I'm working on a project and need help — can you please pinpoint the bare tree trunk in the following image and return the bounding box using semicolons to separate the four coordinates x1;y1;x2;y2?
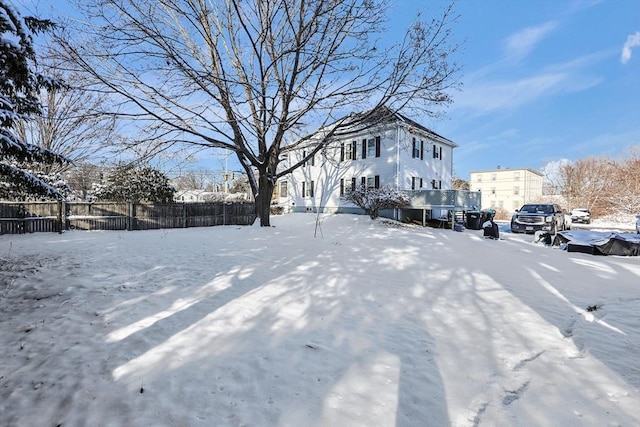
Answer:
256;170;275;227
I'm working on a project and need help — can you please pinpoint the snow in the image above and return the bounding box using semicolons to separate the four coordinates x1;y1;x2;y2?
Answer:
0;213;638;426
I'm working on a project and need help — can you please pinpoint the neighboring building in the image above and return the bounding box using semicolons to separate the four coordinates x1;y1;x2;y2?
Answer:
273;107;462;220
469;167;543;211
174;189;209;202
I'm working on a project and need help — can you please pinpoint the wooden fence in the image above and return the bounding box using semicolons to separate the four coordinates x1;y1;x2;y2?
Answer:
0;201;256;235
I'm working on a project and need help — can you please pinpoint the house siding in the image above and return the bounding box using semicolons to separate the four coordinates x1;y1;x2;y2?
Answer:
274;113;457;216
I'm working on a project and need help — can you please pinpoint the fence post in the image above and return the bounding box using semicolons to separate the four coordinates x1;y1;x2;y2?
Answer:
182;203;187;228
57;200;64;234
127;201;134;231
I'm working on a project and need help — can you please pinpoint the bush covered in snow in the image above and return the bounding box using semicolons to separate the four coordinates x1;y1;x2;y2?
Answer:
92;164;175;202
342;185;410;219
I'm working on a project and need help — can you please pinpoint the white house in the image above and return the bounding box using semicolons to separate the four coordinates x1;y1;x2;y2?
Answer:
273;107;463;220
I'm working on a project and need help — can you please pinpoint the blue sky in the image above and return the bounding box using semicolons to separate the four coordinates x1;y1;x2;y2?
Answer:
23;0;640;181
398;0;640;180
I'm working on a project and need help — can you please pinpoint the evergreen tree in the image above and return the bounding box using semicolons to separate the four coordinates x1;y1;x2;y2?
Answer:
0;2;67;199
93;165;175;202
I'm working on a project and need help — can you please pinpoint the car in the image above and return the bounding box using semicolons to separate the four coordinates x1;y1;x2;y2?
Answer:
570;208;591;224
511;203;566;234
636;214;640;234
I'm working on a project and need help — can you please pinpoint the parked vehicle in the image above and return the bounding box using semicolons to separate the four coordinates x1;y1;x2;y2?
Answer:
636;214;640;234
511;203;566;234
570;208;591;224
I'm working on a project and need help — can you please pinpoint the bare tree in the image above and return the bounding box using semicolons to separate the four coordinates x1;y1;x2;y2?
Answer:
560;157;616;216
173;170;215;191
604;146;640;215
58;0;460;225
14;55;117;174
452;178;469;190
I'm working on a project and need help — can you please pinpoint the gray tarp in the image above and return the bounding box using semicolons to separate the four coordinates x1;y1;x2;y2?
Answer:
555;230;640;256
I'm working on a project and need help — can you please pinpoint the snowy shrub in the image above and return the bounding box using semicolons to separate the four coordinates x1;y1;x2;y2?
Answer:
93;165;175;202
342;185;410;219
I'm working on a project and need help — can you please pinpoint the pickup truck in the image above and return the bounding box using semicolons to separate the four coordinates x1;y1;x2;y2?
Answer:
511;203;566;234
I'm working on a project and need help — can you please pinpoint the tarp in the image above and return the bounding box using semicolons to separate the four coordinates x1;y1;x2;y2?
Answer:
555;230;640;256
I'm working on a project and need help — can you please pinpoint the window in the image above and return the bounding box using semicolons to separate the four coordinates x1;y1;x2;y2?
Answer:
367;138;375;158
362;175;380;189
340;178;356;196
491;187;496;195
280;181;288;197
477;175;483;183
302;181;314;197
513;186;520;196
280;153;289;163
491;173;496;181
412;138;420;158
344;141;355;160
302;150;314;166
361;136;380;159
411;177;423;190
420;140;424;160
514;171;520;181
433;144;439;159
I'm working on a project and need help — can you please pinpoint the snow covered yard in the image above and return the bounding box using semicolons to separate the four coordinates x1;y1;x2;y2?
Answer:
0;213;638;427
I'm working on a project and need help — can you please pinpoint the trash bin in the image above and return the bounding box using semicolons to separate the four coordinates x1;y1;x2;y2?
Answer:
466;211;482;230
480;209;496;224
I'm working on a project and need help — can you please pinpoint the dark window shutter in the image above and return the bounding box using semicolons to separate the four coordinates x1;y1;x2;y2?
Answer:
375;175;380;189
412;138;416;158
340;179;344;196
351;177;356;191
375;136;380;157
361;177;366;187
433;145;436;158
439;146;442;160
310;154;315;166
438;180;442;189
432;179;436;189
340;143;344;162
411;177;416;190
352;141;357;160
302;182;306;196
310;181;314;197
420;140;424;160
362;139;367;159
420;178;423;188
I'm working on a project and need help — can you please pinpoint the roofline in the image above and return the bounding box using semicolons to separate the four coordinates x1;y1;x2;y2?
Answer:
469;167;543;176
332;106;459;148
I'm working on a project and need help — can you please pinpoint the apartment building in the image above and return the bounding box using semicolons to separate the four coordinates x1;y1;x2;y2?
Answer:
469;167;543;211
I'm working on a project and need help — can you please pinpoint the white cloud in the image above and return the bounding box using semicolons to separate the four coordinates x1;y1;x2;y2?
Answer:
454;73;568;116
621;31;640;64
505;21;559;58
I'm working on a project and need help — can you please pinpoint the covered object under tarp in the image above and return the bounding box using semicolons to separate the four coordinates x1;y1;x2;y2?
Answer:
555;230;640;256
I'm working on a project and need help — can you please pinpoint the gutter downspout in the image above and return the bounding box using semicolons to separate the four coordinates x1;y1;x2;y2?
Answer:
396;125;401;221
